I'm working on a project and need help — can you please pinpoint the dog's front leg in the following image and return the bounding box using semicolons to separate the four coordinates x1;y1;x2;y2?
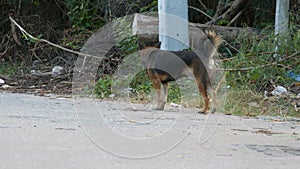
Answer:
152;79;165;110
162;82;169;104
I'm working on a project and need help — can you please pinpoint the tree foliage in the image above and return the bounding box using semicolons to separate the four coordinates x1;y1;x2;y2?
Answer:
0;0;299;69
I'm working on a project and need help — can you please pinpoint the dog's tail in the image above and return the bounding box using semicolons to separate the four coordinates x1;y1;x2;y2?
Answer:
204;30;222;49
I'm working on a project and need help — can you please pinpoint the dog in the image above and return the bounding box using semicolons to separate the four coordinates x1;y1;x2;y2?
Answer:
140;30;222;114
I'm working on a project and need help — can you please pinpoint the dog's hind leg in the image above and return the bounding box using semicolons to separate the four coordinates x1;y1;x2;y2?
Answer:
195;79;210;114
152;78;165;110
209;86;217;113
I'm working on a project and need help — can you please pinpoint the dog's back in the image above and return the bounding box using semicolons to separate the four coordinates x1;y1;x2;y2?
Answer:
140;30;222;82
141;29;222;64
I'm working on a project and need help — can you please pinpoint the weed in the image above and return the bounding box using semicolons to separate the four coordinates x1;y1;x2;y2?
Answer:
140;0;158;12
222;28;300;92
67;0;105;32
225;89;299;117
0;62;19;75
94;76;112;99
221;26;299;117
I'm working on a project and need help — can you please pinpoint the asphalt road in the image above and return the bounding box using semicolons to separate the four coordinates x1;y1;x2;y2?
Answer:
0;92;299;169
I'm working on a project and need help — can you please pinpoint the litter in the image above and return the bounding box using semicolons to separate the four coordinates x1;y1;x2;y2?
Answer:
271;85;287;96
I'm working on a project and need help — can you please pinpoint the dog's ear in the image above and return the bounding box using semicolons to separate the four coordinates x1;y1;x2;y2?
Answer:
138;41;161;50
138;41;146;50
154;41;161;48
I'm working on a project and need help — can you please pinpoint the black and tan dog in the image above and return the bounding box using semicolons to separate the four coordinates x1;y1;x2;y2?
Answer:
140;30;222;114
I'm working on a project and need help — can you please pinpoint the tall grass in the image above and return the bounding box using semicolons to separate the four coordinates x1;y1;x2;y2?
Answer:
223;28;300;92
222;27;299;117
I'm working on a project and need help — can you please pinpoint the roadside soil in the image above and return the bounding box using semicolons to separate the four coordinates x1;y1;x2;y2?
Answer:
0;74;72;96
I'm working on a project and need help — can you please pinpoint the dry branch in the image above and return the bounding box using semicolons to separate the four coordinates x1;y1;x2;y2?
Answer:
218;51;300;71
8;16;107;60
207;0;251;25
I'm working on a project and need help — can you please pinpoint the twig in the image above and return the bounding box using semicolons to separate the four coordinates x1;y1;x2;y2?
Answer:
217;51;300;71
205;1;233;25
10;16;21;46
197;0;208;11
0;35;12;58
213;0;225;18
220;56;237;62
17;0;22;16
206;12;226;25
52;56;69;65
257;51;277;55
108;0;112;21
223;40;239;52
31;41;44;62
227;8;245;27
220;52;278;62
8;16;108;60
215;73;226;94
188;6;214;20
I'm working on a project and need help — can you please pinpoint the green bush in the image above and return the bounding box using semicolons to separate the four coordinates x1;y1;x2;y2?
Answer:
223;28;300;91
0;62;19;75
67;0;105;32
94;76;112;99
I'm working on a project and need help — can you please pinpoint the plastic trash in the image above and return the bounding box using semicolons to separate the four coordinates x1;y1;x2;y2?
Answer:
170;102;182;108
287;70;300;82
0;79;5;84
52;66;63;77
271;85;287;96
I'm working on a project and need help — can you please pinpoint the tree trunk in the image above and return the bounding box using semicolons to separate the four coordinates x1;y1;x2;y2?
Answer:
132;13;258;44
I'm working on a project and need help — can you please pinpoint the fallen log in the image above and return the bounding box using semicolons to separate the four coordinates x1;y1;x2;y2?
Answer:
132;13;258;45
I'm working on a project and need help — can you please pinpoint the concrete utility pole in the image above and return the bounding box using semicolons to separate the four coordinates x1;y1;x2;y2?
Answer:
274;0;290;57
158;0;189;51
275;0;290;35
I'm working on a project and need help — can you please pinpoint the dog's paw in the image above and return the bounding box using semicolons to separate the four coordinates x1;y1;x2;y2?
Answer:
210;108;217;114
152;107;164;111
198;111;209;115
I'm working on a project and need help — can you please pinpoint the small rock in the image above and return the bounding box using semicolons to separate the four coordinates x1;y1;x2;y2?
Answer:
170;102;182;108
121;88;132;94
2;84;12;89
45;94;56;99
52;66;63;77
0;78;5;84
30;70;42;75
109;94;115;98
248;101;260;108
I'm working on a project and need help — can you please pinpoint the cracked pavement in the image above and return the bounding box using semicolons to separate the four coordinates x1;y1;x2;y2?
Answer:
0;92;299;169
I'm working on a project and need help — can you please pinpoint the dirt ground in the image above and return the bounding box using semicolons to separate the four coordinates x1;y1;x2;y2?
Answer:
0;74;72;96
